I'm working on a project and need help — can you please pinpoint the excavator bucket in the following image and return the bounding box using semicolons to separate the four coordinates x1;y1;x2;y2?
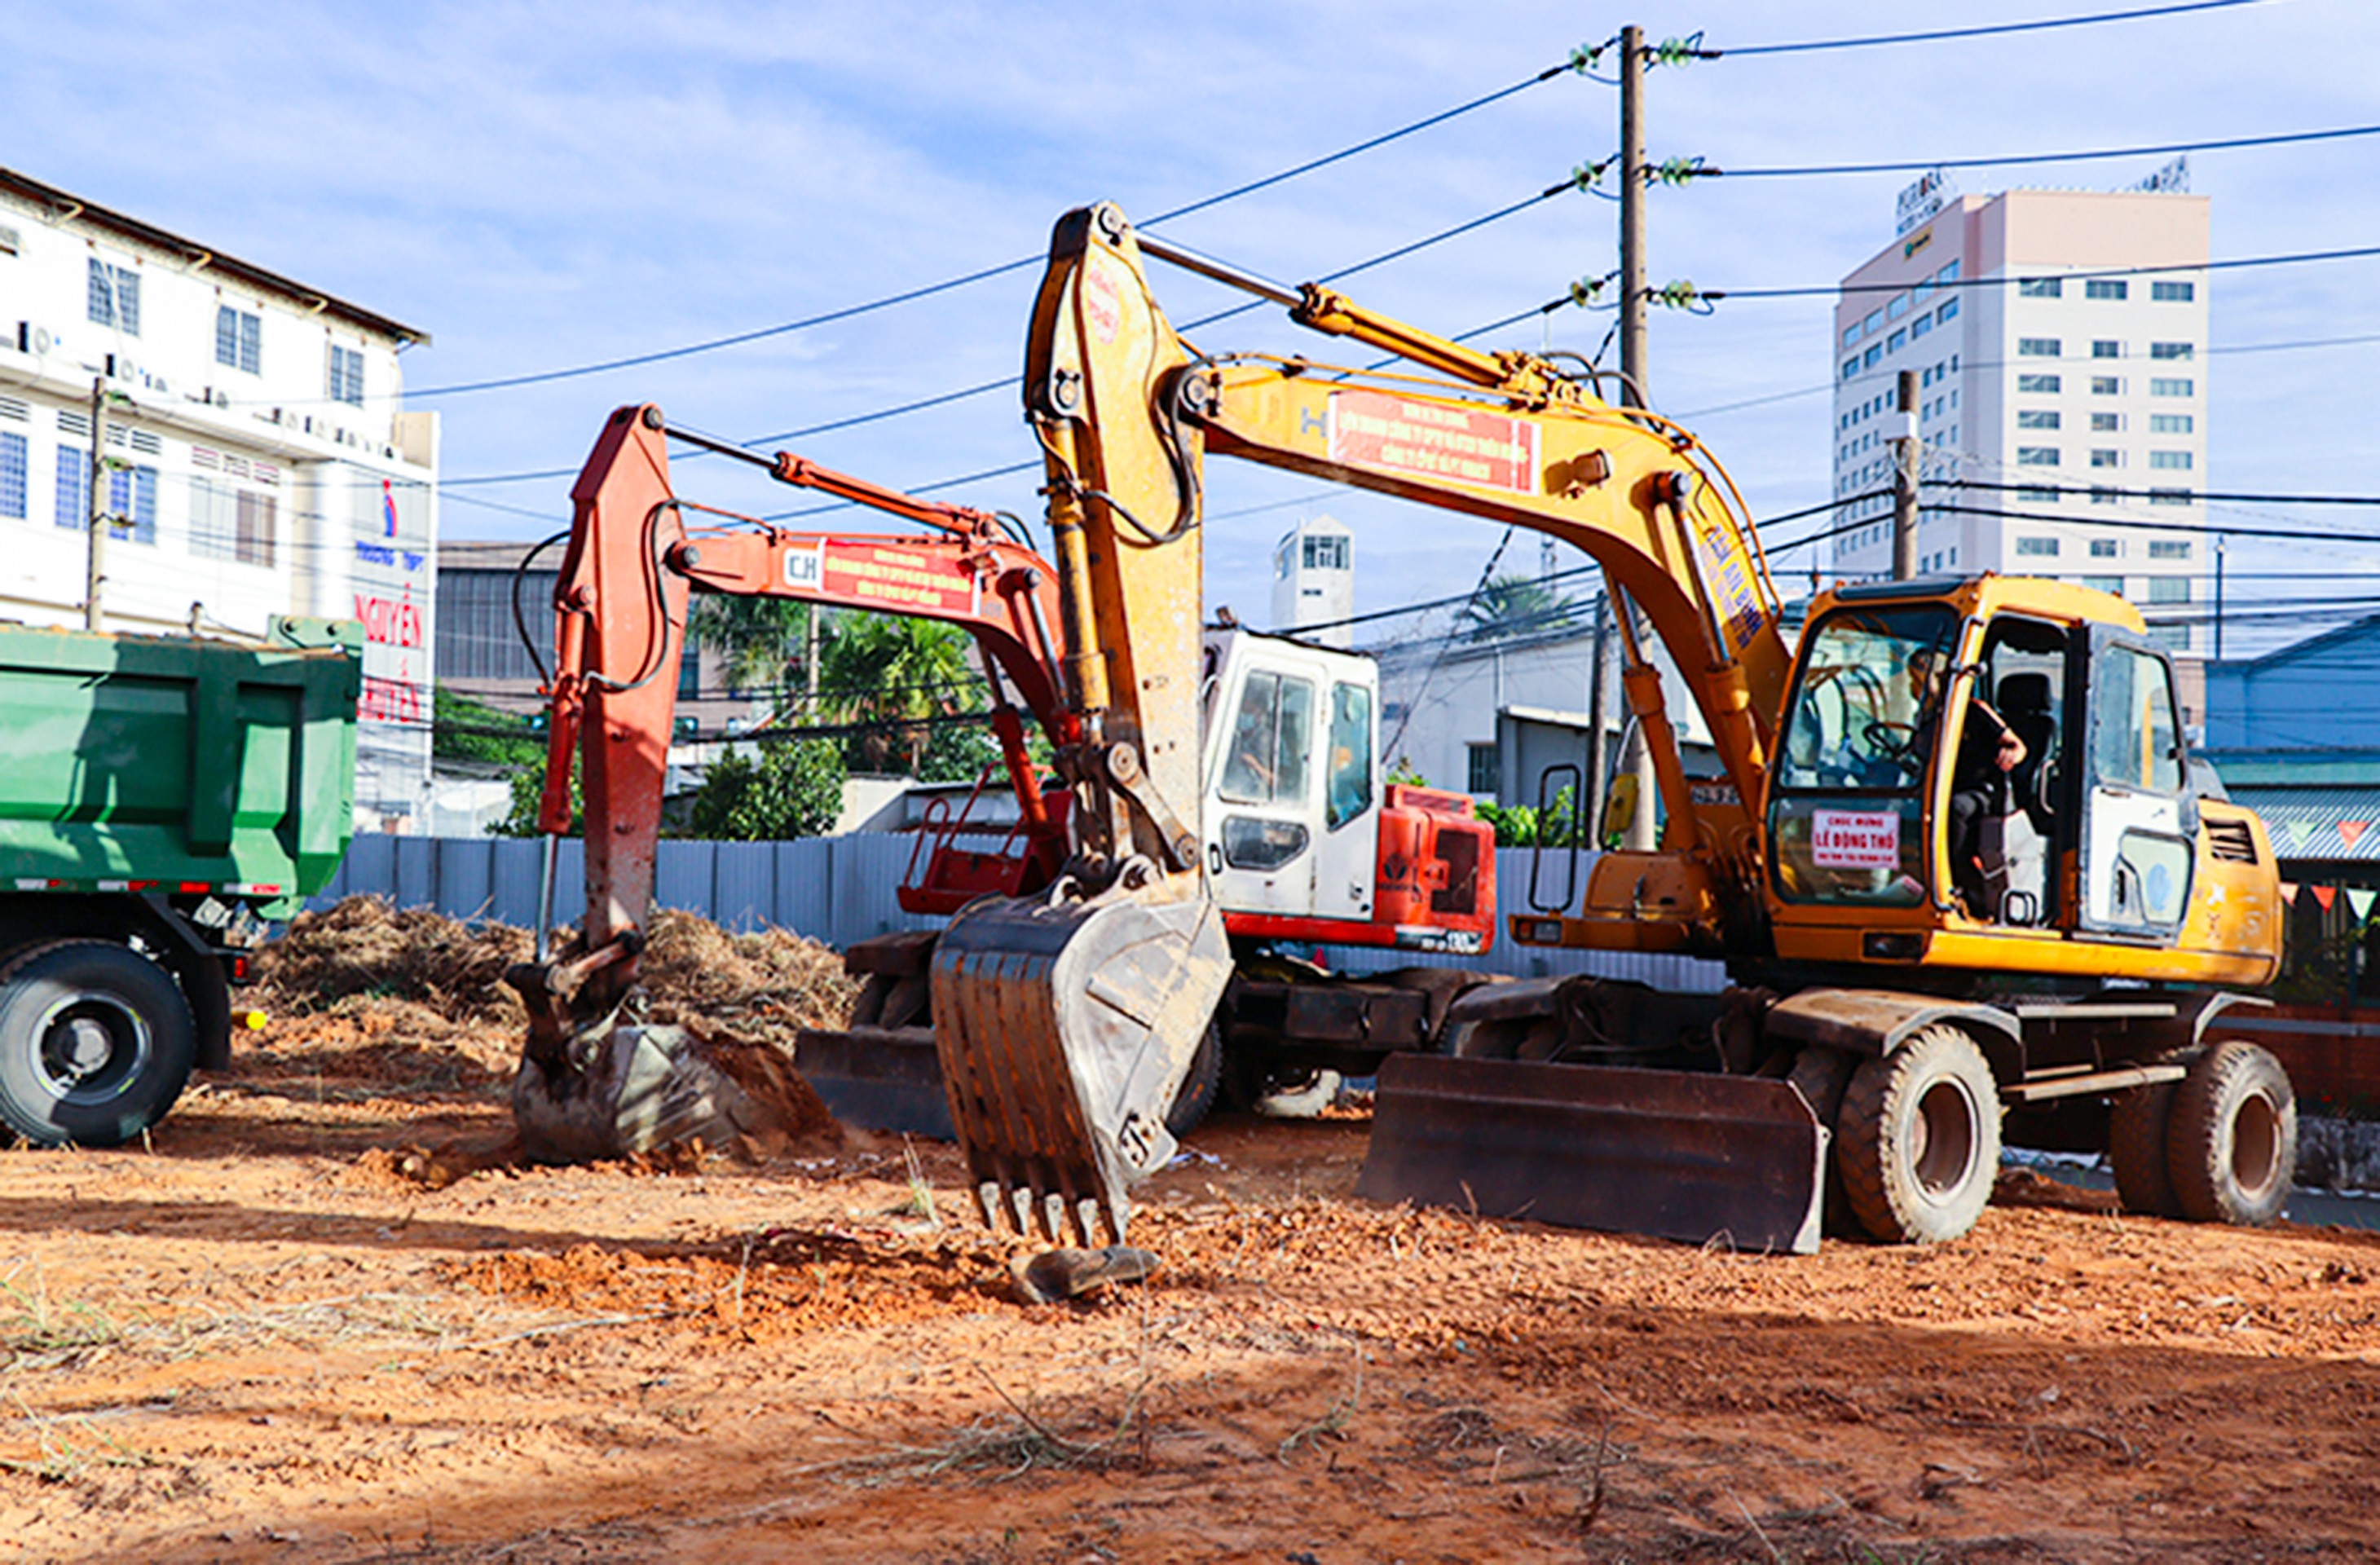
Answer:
932;872;1232;1247
791;1025;954;1140
1357;1054;1827;1254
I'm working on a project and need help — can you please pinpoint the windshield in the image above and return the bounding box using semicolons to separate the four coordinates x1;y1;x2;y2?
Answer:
1778;604;1959;793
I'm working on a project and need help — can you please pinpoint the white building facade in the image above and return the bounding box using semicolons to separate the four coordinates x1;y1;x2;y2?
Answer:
0;166;437;827
1831;187;2209;649
1271;514;1353;647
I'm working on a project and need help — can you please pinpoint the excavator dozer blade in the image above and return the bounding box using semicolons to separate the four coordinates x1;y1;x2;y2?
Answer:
512;1018;766;1164
791;1025;955;1140
1356;1054;1827;1255
932;876;1232;1248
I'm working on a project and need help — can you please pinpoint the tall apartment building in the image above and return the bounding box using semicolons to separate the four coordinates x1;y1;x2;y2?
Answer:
0;165;438;827
1271;514;1354;648
1830;187;2209;648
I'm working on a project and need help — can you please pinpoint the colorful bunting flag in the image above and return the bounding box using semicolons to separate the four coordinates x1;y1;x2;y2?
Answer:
2350;888;2378;922
2343;820;2371;850
2281;821;2310;851
2313;885;2338;912
2280;881;2300;903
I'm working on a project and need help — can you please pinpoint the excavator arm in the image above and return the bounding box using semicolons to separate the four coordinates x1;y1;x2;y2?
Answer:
505;403;1069;1162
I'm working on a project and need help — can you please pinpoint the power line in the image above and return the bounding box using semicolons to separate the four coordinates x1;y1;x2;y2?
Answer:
1708;121;2374;180
1703;242;2380;303
1924;500;2380;545
1955;479;2380;509
1708;0;2268;58
398;60;1590;403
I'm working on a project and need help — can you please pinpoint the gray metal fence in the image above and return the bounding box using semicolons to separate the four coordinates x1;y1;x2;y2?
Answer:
315;835;1726;992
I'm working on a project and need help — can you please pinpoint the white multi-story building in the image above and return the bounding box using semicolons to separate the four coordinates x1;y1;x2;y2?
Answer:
0;165;437;827
1830;186;2209;648
1271;514;1353;647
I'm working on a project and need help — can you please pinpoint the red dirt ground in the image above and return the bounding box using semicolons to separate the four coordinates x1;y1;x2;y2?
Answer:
2;968;2378;1560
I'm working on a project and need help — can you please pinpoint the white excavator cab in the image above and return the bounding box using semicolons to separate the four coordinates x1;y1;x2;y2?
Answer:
1199;627;1382;927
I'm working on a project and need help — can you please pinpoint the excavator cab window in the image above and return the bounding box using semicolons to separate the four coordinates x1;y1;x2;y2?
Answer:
1769;603;1958;907
1325;681;1373;830
1220;669;1314;806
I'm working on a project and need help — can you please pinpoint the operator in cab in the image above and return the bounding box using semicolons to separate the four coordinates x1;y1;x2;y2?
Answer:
1906;648;2026;918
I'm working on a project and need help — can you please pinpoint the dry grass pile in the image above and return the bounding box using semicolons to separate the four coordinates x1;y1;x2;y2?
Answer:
255;897;529;1021
257;897;857;1045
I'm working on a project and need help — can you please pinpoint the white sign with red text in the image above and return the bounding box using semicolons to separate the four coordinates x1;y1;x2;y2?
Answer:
1812;809;1901;871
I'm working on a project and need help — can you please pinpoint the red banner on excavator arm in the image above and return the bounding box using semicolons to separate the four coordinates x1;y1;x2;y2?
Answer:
785;540;984;620
1326;389;1540;496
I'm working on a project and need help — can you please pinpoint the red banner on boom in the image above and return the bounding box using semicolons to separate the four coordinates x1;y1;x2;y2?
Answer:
1327;390;1540;496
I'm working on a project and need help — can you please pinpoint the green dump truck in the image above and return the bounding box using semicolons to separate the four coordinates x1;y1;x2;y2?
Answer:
0;617;360;1148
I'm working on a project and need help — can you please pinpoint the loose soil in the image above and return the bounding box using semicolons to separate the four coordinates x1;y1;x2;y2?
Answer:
3;902;2378;1562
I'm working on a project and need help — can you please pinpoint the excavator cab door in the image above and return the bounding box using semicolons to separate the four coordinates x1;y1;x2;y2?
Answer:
2070;627;2196;941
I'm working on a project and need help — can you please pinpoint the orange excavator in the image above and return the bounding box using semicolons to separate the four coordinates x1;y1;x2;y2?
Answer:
504;405;1500;1161
925;202;2296;1253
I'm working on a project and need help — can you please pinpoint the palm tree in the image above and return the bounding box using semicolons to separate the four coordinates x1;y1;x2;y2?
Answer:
689;596;811;708
1459;575;1581;643
818;613;983;773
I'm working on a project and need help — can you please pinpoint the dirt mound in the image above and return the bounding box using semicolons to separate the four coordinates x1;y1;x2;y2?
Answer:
634;907;858;1041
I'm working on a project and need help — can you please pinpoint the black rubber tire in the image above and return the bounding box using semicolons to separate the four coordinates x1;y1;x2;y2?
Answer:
1838;1024;2003;1245
1250;1068;1342;1119
0;941;197;1148
2109;1078;2184;1219
1165;1018;1223;1140
1787;1045;1858;1237
2166;1041;2296;1227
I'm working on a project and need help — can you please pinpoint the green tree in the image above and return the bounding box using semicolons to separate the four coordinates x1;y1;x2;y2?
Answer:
819;613;982;773
1461;575;1580;643
434;684;545;769
690;596;812;705
685;739;846;841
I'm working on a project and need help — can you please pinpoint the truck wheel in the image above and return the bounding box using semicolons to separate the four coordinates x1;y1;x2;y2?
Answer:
1838;1025;2002;1245
1165;1019;1223;1140
2109;1078;2184;1219
1787;1046;1858;1237
1251;1069;1342;1119
0;941;197;1148
2166;1042;2295;1227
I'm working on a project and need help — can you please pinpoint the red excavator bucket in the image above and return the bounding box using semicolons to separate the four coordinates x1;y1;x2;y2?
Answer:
1357;1053;1827;1254
932;867;1231;1247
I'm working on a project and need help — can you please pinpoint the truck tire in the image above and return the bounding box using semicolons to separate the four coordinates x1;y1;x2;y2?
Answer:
2166;1042;2295;1227
2109;1078;2184;1219
1838;1024;2002;1245
1787;1045;1858;1237
1165;1019;1223;1140
0;941;197;1148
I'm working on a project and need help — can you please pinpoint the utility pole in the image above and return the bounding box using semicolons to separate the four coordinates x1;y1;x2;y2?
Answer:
2213;535;2226;660
1891;368;1919;581
84;377;108;633
1615;26;1662;850
1584;591;1611;837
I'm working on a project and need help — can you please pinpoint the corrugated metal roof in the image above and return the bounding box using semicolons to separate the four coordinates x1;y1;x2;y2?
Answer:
2228;786;2380;861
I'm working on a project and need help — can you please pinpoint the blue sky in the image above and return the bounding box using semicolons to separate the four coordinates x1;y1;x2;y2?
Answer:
7;0;2378;650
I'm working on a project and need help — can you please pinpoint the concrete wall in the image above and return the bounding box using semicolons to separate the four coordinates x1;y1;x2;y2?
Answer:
312;833;1729;994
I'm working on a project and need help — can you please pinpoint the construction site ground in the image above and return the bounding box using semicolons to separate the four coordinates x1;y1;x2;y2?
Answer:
4;904;2378;1563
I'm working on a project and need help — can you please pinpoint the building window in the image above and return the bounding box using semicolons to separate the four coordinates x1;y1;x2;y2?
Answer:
0;432;22;519
2150;412;2193;434
2019;277;2063;298
1841;357;1858;381
2017;410;2060;430
1887;294;1910;321
1887;328;1906;353
2016;373;2060;394
2089;487;2119;505
2151;280;2195;302
2149;450;2193;471
2085;279;2129;300
1936;297;1959;324
328;345;364;406
2149;539;2193;560
2148;624;2191;652
2083;575;2123;594
2150;377;2194;397
2091;412;2122;432
2019;484;2060;502
1841;324;1861;349
2091;339;2122;359
1863;345;1882;369
1911;313;1933;340
215;306;262;374
2017;447;2060;466
2092;376;2122;395
1863;310;1884;337
2016;536;2060;557
107;465;157;545
2017;337;2060;358
2091;538;2122;558
86;259;139;335
2149;488;2192;505
54;447;86;528
192;477;274;565
2150;342;2195;360
1937;260;1960;283
2148;576;2191;604
2091;449;2122;469
1302;534;1348;570
1466;743;1497;797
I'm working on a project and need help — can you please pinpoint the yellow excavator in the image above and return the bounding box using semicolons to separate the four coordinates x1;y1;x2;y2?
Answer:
934;201;2294;1253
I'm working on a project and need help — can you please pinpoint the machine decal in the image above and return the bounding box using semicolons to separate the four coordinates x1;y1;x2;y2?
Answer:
1327;390;1540;495
1683;498;1768;656
785;541;983;619
1812;809;1901;871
